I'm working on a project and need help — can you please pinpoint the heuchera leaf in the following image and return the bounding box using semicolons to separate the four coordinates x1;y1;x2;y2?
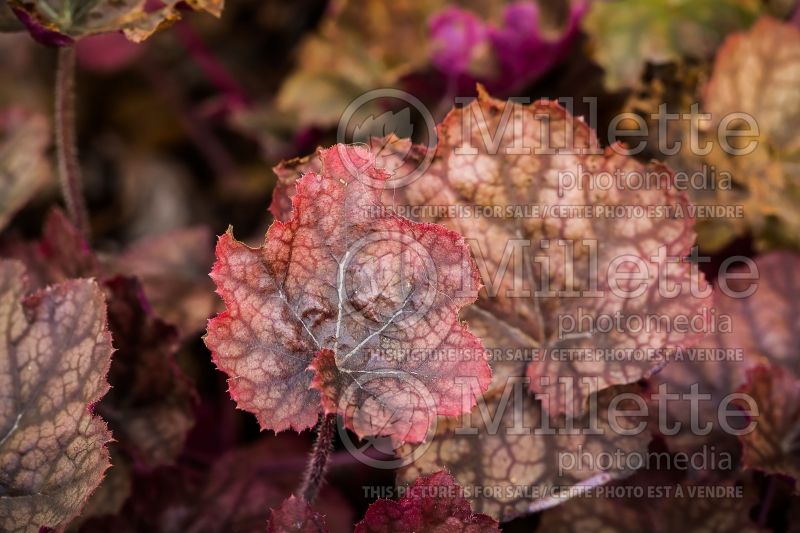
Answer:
271;87;703;519
582;0;761;90
99;276;195;466
272;88;708;417
397;385;651;521
649;252;800;457
704;17;800;154
206;146;490;442
275;0;435;127
736;365;800;489
0;260;113;532
0;107;50;233
267;495;329;533
74;448;132;525
0;208;99;287
8;0;224;44
675;16;800;251
355;471;500;532
1;209;197;467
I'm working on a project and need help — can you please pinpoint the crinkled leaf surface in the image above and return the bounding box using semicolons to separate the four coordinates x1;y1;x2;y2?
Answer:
9;0;224;43
397;384;650;521
0;260;112;532
0;108;49;233
206;146;490;442
2;209;197;467
582;0;761;90
267;495;328;533
356;471;500;532
273;89;708;417
271;88;704;520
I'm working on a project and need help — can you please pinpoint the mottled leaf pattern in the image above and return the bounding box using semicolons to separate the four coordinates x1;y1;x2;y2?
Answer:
206;145;490;441
397;385;650;521
272;88;708;416
0;260;112;532
2;209;197;466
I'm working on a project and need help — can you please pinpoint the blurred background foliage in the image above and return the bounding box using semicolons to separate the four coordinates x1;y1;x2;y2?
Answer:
1;0;799;530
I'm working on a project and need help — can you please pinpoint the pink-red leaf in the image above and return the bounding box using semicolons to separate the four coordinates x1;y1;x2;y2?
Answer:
205;146;490;441
270;88;708;417
0;260;113;531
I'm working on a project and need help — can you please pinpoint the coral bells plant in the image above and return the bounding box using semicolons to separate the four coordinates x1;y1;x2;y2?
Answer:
0;0;799;531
